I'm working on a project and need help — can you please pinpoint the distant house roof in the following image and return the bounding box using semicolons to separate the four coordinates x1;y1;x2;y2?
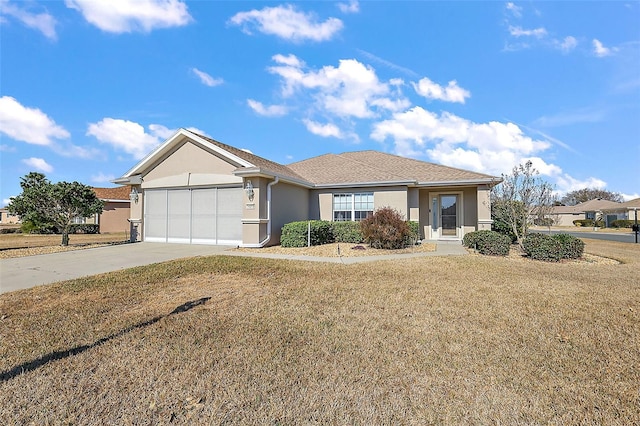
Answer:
288;151;497;187
548;198;623;215
575;198;621;211
601;197;640;211
93;186;130;201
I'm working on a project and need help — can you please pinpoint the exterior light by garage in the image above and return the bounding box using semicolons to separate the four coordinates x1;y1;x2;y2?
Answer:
245;180;254;202
129;187;139;204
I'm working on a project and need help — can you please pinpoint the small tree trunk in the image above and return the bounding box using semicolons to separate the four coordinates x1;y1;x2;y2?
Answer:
61;232;69;246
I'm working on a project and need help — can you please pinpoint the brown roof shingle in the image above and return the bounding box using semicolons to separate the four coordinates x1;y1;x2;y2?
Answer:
288;150;497;186
186;131;310;183
93;186;131;201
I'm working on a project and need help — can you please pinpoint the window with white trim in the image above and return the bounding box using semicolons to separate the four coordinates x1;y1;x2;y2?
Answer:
333;192;374;221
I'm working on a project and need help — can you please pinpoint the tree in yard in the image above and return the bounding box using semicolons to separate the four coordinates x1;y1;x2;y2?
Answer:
8;172;104;246
491;161;555;248
560;188;623;206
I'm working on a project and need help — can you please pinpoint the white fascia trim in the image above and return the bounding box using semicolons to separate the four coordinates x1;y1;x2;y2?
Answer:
417;178;498;187
312;180;416;189
119;129;255;179
233;168;314;188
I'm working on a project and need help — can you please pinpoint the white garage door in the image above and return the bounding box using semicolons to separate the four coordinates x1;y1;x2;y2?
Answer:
144;187;243;245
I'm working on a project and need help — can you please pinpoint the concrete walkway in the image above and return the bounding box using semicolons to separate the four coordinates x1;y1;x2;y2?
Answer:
0;241;467;294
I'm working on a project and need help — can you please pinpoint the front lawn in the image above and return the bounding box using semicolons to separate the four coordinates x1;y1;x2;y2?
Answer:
0;239;638;424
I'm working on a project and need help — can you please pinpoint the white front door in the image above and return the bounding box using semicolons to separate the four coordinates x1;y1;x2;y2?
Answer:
431;194;460;239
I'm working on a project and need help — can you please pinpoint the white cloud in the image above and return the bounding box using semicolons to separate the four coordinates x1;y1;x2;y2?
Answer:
22;157;53;173
268;55;406;119
0;96;69;145
86;118;164;159
413;77;471;104
371;106;551;176
191;68;223;87
90;172;116;183
593;39;616;57
247;99;288;117
338;0;359;14
303;119;344;139
229;4;343;42
554;174;607;194
147;124;175;139
357;49;418;78
556;36;578;53
3;198;14;207
621;193;640;202
272;53;305;67
65;0;192;33
1;0;57;40
509;25;547;38
505;2;522;18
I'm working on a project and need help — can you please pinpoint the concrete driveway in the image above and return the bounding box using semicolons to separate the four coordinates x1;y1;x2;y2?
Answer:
0;242;232;294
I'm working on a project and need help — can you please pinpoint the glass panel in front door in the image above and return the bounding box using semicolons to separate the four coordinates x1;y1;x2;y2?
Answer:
440;195;457;236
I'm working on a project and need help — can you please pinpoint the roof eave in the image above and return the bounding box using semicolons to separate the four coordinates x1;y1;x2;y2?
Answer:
119;129;255;179
233;168;314;188
312;180;416;189
416;178;501;187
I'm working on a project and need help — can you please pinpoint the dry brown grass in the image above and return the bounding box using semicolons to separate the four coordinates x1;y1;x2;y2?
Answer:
0;239;638;424
0;232;128;258
236;241;437;257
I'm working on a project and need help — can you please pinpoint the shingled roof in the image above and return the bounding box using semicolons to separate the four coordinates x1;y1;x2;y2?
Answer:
92;186;131;201
288;151;497;186
186;131;309;184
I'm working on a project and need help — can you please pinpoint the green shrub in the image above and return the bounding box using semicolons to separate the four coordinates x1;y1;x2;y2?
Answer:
491;200;525;243
573;219;605;228
0;227;21;234
69;224;100;234
463;230;510;256
280;220;333;247
331;221;363;243
405;221;420;245
553;233;584;259
522;233;562;262
610;219;634;228
20;219;56;234
360;207;410;250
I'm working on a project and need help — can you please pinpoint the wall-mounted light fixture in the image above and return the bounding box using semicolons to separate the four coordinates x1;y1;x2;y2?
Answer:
245;180;254;202
129;187;139;204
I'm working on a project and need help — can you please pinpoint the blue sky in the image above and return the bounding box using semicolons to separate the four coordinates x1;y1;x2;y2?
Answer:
1;0;639;206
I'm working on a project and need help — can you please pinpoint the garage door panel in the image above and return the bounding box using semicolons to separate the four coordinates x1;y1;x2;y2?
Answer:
167;190;191;243
144;187;242;245
191;189;217;244
144;190;167;242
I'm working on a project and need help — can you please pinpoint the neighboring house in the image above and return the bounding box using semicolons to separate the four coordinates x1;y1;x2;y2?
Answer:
601;198;640;225
114;129;500;246
90;187;132;233
0;208;20;225
545;198;625;227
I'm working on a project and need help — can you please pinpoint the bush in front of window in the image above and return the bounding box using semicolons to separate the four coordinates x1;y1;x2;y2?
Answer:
360;207;411;250
280;221;334;247
610;219;634;228
331;221;363;243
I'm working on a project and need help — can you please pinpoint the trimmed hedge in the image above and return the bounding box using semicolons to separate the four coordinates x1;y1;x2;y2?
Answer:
522;233;584;261
280;220;333;247
331;221;363;243
523;233;562;261
68;224;100;234
610;219;634;228
573;219;605;228
462;230;510;256
553;233;584;259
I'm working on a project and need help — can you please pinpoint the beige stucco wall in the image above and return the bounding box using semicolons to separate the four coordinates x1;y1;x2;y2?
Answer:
99;202;131;233
0;209;20;224
271;182;309;245
143;141;237;183
311;186;410;221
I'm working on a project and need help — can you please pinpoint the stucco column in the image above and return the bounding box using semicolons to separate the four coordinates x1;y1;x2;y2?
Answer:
477;185;493;230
